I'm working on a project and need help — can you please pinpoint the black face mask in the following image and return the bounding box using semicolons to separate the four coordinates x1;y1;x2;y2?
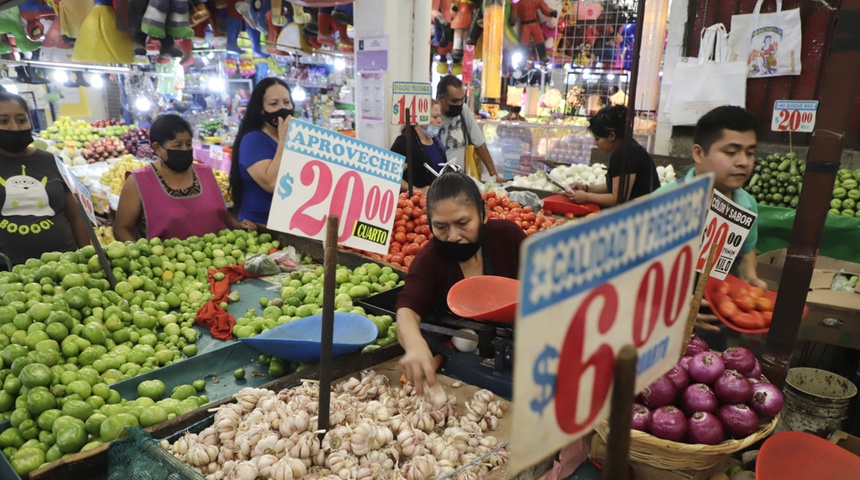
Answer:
263;108;294;127
0;129;34;153
162;149;194;172
433;224;484;262
444;104;463;118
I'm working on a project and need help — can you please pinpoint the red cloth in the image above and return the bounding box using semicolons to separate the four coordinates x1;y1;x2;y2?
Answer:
195;265;256;340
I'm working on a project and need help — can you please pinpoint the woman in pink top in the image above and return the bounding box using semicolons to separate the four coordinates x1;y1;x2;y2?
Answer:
114;115;254;241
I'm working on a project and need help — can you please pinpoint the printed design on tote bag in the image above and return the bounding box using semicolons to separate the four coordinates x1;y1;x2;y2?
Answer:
748;27;782;77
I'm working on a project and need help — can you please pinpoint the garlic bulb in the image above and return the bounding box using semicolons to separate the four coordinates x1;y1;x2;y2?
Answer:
271;456;308;480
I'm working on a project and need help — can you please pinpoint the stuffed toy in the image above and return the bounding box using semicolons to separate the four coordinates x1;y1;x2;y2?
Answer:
538;0;561;60
573;42;592;67
449;0;474;63
139;0;193;57
19;0;55;42
0;6;42;54
510;0;557;63
72;0;134;62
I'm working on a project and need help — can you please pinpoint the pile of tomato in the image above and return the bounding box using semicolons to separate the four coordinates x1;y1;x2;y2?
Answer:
354;191;564;271
712;281;775;330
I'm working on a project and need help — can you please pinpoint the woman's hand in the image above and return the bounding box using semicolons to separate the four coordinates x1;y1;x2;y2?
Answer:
239;219;257;231
569;182;588;191
277;116;291;144
399;341;437;396
493;172;505;184
567;189;589;204
695;299;722;333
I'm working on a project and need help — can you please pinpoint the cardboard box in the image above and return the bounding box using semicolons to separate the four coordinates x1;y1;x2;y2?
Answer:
757;250;860;350
829;430;860;457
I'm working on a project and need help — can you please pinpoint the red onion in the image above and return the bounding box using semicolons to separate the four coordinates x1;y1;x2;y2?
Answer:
748;359;762;379
631;403;652;433
640;375;678;409
717;404;760;438
680;384;719;415
688;352;725;385
748;382;784;418
678;356;692;371
687;412;725;445
650;406;687;442
721;347;756;376
714;370;754;404
666;365;691;393
685;335;710;357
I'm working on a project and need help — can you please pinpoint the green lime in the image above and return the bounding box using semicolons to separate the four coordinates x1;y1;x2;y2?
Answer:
233;368;245;380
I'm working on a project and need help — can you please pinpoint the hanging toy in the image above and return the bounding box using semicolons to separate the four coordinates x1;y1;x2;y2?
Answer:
0;6;43;54
72;0;133;62
140;0;194;57
270;1;310;54
225;0;245;54
450;0;474;64
329;3;352;50
224;53;238;74
573;42;592;67
234;0;269;57
18;0;55;42
58;0;94;44
432;0;454;55
538;0;561;61
509;0;557;63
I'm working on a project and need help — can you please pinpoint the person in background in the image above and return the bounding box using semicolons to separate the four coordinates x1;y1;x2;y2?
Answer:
390;99;447;193
658;106;766;348
435;75;505;183
396;172;526;393
114;114;254;241
0;91;89;267
229;77;294;226
567;105;659;207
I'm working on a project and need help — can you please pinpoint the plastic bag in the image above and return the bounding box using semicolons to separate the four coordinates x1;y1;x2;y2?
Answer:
270;246;302;272
245;253;280;276
507;191;542;211
830;269;859;292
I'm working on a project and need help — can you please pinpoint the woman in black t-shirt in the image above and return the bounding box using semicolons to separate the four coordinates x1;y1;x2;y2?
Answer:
567;105;659;207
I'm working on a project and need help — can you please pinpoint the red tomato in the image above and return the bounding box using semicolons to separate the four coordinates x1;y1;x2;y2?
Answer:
419;197;427;208
405;221;415;232
413;208;424;218
544;209;553;216
402;207;414;218
404;243;421;256
390;246;401;254
732;312;760;330
383;254;392;262
394;219;406;228
393;232;406;243
748;286;764;299
501;198;510;207
398;199;407;208
735;295;757;313
716;282;732;296
406;233;417;242
730;287;750;300
411;195;421;205
526;227;538;235
565;213;575;220
487;198;498;208
391;254;404;265
486;191;497;199
717;298;740;318
755;297;774;312
400;214;410;222
760;311;773;326
523;206;533;213
414;234;427;245
522;221;531;229
418;214;429;225
404;256;414;268
749;311;767;328
394;226;406;234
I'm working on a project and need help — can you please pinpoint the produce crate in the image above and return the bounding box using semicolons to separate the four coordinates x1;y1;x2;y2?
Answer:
19;344;405;480
356;285;404;317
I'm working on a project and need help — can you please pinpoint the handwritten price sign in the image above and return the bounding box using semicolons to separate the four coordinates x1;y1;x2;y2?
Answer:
54;157;97;225
509;175;713;474
266;120;404;254
695;190;757;280
391;82;432;125
771;100;818;133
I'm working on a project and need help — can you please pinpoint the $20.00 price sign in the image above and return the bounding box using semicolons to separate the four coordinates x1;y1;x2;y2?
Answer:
771;100;818;133
391;82;432;125
695;190;757;280
267;120;405;254
510;175;713;474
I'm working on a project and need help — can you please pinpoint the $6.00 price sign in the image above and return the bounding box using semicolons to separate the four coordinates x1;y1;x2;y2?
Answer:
509;175;713;474
266;120;405;254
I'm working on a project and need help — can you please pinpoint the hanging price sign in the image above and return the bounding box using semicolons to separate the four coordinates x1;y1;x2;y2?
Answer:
771;100;818;133
54;157;97;225
391;81;432;125
266;120;404;254
509;175;713;474
695;190;757;280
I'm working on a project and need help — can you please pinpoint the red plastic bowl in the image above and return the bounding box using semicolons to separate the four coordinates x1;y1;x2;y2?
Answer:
542;195;600;217
704;274;808;334
447;276;519;324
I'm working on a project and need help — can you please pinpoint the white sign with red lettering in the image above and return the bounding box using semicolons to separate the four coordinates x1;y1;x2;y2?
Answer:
54;156;97;225
771;100;818;133
509;174;713;474
695;190;757;280
266;120;404;255
391;82;432;125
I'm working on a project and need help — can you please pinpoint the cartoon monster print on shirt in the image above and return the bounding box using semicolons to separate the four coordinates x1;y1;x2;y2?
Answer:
0;165;55;217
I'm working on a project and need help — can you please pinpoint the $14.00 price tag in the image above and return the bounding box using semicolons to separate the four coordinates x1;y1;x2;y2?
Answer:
695;190;757;280
771;100;818;133
391;82;432;125
266;120;405;255
509;175;713;474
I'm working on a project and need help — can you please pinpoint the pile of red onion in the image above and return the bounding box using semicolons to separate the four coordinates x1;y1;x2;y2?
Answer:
632;337;783;445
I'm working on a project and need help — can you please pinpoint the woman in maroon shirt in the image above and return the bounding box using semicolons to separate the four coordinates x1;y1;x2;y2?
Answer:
396;172;526;394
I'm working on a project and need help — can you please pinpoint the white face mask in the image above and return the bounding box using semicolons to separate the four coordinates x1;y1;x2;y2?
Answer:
424;125;441;137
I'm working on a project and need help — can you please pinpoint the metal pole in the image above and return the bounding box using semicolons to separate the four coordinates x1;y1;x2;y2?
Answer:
761;0;860;388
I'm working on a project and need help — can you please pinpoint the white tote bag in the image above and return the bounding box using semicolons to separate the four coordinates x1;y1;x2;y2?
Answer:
727;0;802;77
666;24;748;127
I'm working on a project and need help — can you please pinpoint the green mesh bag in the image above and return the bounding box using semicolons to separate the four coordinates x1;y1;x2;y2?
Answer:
108;428;206;480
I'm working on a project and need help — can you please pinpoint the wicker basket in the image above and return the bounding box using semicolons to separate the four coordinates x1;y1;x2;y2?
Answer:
594;413;778;471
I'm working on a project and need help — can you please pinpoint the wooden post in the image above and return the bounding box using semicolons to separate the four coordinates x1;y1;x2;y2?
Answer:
680;240;719;357
318;215;339;436
762;0;860;389
73;197;117;289
406;107;414;197
604;345;638;480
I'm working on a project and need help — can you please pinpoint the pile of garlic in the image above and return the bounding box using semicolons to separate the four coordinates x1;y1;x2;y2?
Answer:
161;370;509;480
